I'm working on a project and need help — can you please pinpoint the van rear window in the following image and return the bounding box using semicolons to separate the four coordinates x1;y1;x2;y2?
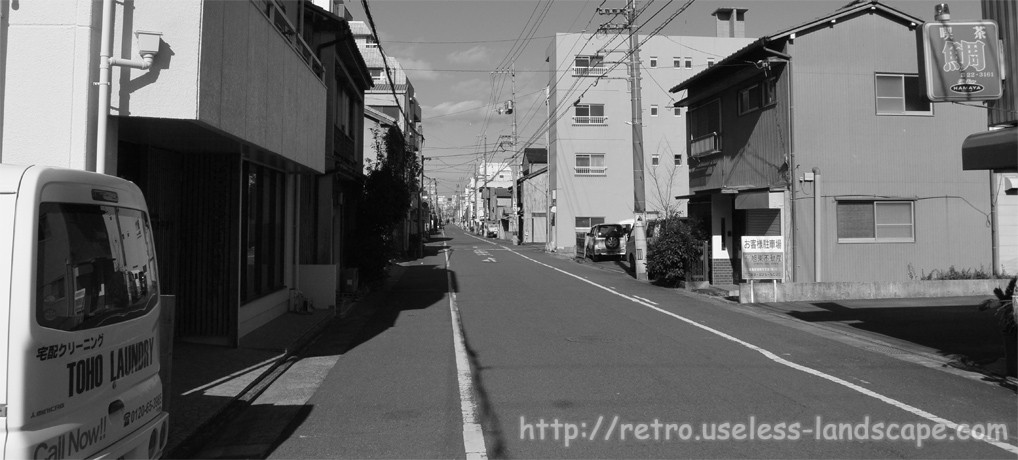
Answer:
36;203;159;331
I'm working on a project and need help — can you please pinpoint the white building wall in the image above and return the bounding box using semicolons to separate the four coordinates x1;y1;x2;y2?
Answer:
996;173;1018;275
546;32;752;251
2;1;100;169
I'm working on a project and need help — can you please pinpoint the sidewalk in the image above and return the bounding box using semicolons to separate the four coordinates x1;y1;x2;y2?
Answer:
164;305;338;458
163;261;411;458
742;296;1017;382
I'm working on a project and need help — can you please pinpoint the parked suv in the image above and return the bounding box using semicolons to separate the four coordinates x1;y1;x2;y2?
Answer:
583;223;626;261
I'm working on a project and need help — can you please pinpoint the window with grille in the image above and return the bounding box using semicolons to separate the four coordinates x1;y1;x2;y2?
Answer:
573;55;606;77
575;153;606;175
688;98;722;157
573;104;606;124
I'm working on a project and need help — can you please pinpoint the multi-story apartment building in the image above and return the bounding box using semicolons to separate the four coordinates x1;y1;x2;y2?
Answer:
672;0;990;285
1;0;370;345
350;20;423;157
545;9;754;252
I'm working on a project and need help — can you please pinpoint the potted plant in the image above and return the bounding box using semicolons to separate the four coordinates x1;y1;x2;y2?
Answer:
980;276;1016;377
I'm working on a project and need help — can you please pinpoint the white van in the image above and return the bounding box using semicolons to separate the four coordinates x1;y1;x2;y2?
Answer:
0;164;169;459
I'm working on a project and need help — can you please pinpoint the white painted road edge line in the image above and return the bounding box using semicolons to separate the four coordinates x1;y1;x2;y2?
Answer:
445;247;489;460
501;244;1018;455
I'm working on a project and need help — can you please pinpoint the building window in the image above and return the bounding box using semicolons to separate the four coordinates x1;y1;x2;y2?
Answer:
688;98;722;157
684;57;692;68
737;79;776;116
837;200;915;243
707;58;716;67
365;36;379;48
674;106;682;117
573;55;606;77
649;56;657;68
738;84;763;115
573;104;606;124
241;162;287;303
875;74;932;116
650;105;659;117
673;57;682;68
369;68;385;85
575;153;606;175
674;154;682;165
651;154;660;166
575;216;605;249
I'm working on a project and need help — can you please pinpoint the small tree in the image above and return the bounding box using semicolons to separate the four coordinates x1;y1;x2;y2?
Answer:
355;126;420;282
645;216;706;286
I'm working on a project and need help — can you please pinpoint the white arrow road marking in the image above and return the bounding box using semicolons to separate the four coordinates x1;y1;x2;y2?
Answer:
500;244;1018;456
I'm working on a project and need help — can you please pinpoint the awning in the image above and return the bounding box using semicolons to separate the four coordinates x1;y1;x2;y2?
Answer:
962;126;1017;171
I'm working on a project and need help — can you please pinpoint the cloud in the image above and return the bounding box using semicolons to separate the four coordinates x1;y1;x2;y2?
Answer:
395;57;440;81
425;100;489;121
450;78;492;97
447;46;490;64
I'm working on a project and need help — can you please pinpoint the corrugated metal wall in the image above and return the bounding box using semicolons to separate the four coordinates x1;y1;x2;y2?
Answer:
790;11;992;282
984;0;1018;126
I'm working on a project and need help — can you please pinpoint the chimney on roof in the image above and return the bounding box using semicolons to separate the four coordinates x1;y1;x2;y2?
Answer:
712;7;749;38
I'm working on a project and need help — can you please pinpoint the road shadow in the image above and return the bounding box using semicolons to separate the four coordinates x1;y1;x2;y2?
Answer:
787;301;1015;381
309;264;455;357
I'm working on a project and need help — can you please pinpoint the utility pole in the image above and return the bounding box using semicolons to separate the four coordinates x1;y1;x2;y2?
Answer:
494;65;519;243
600;0;648;279
475;135;486;233
419;156;429;258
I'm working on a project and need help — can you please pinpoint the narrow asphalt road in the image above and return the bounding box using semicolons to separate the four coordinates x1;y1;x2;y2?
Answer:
196;225;1018;459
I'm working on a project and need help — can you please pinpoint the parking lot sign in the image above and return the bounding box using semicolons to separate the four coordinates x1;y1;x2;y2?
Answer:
922;20;1003;102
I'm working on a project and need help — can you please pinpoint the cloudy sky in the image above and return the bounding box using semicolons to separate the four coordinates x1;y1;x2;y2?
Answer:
341;0;982;195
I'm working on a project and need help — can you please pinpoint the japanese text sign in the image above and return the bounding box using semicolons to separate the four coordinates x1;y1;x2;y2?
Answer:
922;21;1002;102
741;236;784;280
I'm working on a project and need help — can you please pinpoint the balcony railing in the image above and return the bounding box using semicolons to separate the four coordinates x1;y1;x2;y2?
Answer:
690;132;721;157
572;66;608;77
334;126;355;158
255;0;325;81
574;166;607;176
573;116;607;125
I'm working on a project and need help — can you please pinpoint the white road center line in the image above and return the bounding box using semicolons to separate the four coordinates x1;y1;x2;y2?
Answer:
500;244;1018;455
445;247;488;459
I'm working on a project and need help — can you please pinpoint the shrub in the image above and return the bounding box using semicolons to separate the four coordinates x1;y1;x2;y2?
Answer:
907;264;1008;280
980;276;1016;335
645;216;706;286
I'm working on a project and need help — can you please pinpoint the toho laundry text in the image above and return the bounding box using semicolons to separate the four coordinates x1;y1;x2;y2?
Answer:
64;337;155;397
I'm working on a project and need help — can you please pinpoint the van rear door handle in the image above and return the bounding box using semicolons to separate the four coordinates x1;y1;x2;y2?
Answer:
108;400;125;414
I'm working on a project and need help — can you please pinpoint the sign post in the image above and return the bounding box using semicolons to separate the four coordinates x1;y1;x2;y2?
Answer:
922;19;1003;102
742;236;784;301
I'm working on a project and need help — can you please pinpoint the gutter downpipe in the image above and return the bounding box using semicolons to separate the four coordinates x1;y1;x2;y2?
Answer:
96;0;114;174
813;167;821;283
97;0;154;175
